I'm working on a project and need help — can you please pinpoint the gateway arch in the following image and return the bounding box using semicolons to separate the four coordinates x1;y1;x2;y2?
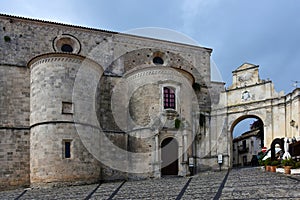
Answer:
213;63;300;167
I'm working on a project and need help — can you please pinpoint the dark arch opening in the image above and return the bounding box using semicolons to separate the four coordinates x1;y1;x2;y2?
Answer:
153;56;164;65
161;137;178;176
270;138;284;161
61;44;73;53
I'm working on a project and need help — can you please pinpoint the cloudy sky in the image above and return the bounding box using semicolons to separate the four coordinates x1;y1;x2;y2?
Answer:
1;0;299;137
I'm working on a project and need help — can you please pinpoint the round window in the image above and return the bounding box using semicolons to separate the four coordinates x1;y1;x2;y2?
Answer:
61;44;73;53
153;56;164;65
53;34;81;54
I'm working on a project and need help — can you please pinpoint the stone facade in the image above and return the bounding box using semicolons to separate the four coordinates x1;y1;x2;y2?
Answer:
224;63;300;166
0;14;216;190
1;14;300;190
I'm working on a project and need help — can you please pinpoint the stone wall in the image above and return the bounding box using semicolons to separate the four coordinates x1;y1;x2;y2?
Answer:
0;66;30;127
0;14;215;188
0;58;30;190
129;84;160;127
0;129;30;190
30;123;101;186
100;132;128;181
0;14;212;75
28;53;103;186
97;76;124;132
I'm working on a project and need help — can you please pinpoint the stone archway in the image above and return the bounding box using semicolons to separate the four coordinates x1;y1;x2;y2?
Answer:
161;137;179;176
231;115;264;144
230;115;264;167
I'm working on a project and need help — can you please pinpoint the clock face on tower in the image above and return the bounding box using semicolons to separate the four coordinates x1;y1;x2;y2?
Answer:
242;91;251;101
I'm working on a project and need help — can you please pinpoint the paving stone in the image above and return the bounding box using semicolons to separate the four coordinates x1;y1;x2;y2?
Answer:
112;177;189;199
0;188;26;200
220;167;300;199
0;168;300;199
90;181;124;200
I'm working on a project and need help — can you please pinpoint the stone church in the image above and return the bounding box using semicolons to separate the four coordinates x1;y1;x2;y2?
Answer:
1;14;299;190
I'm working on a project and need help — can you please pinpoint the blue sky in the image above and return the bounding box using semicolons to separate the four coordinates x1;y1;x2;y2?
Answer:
1;0;300;136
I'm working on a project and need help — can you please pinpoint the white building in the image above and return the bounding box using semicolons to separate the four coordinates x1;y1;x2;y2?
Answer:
233;129;262;167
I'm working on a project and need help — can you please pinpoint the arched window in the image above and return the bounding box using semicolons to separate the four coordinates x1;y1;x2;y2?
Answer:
163;87;176;109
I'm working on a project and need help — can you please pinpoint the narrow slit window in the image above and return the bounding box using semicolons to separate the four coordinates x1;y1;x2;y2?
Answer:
200;114;206;127
64;141;71;159
164;87;176;109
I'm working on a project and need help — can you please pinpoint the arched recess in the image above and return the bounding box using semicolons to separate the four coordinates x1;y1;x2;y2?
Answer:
104;48;207;85
161;137;179;176
102;48;212;129
270;138;284;161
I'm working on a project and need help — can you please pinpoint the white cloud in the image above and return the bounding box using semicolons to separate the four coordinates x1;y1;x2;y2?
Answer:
182;0;203;18
180;0;220;37
181;0;220;21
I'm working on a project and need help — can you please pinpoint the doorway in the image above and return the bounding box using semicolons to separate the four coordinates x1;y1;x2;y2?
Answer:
161;137;178;176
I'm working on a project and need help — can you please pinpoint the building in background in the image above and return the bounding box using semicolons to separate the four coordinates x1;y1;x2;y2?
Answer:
232;120;263;167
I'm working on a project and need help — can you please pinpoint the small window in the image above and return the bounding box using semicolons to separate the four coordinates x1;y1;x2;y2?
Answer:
242;140;246;149
153;56;164;65
62;102;73;114
61;44;73;52
53;34;81;54
63;140;71;159
199;114;205;127
164;87;175;109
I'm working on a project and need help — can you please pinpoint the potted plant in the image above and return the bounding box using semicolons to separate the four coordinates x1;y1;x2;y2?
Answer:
270;160;279;172
295;161;300;169
292;161;300;174
264;158;272;172
281;158;295;174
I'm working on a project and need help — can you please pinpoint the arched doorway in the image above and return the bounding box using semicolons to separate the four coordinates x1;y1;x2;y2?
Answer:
231;115;264;167
161;137;178;176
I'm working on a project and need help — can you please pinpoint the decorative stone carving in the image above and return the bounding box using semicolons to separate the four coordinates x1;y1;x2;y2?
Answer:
238;71;253;82
241;91;251;101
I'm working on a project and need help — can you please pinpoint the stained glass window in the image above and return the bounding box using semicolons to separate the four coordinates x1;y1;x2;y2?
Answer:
164;87;175;109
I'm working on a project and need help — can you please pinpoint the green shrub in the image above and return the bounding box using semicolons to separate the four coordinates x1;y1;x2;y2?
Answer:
281;158;295;167
258;159;265;166
294;161;300;169
271;160;280;166
264;158;271;166
175;118;181;129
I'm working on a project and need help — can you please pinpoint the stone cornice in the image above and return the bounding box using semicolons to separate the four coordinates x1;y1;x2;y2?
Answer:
27;53;101;69
125;67;193;85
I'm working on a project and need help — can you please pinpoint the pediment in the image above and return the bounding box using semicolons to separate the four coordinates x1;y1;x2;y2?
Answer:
228;62;261;89
234;63;258;73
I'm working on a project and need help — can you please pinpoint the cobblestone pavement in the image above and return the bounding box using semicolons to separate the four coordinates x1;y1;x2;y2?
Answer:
220;167;300;199
0;168;300;199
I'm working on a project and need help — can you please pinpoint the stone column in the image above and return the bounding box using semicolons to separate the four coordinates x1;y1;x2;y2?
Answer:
153;130;160;178
179;129;188;176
